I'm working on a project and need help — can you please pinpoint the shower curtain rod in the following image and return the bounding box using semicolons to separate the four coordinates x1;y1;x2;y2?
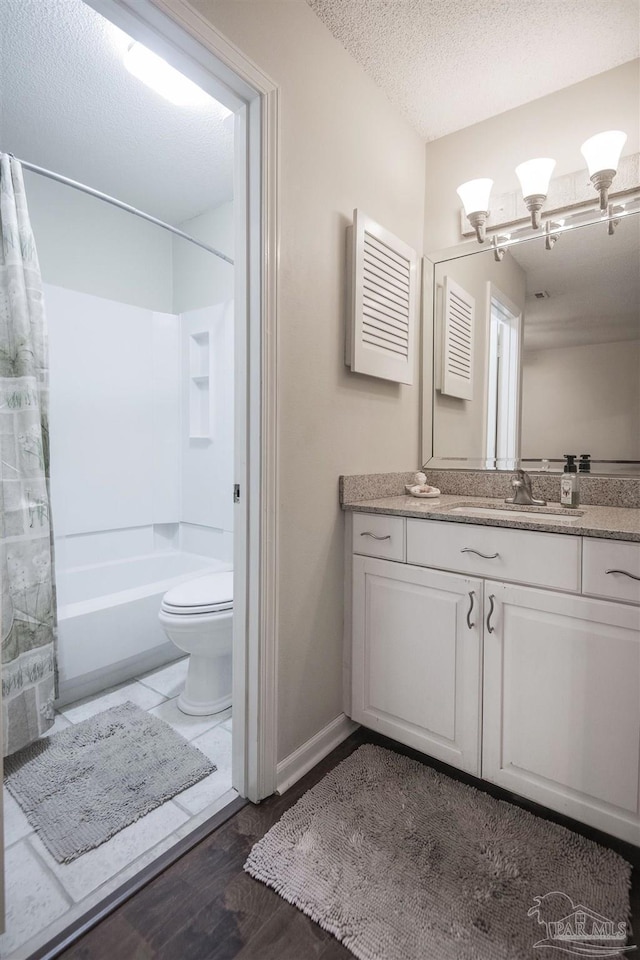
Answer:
11;155;234;266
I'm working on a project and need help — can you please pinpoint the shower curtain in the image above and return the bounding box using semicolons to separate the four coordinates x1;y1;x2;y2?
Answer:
0;154;57;755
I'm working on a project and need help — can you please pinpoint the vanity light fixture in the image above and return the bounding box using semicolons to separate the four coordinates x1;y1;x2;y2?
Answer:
607;202;627;236
491;234;510;262
456;178;493;243
459;130;630;248
581;130;627;210
544;219;564;250
515;158;556;230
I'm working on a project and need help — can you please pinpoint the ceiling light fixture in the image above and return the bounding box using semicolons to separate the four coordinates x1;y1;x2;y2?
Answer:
580;130;627;210
456;178;493;243
124;42;229;113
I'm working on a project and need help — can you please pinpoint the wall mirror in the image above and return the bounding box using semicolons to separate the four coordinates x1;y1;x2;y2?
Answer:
421;197;640;476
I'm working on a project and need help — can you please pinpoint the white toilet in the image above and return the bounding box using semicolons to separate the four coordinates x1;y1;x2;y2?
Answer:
159;571;233;716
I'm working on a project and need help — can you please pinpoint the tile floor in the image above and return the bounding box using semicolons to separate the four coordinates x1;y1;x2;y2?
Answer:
0;658;237;960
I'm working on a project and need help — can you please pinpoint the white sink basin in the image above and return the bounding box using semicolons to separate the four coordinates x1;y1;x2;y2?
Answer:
447;505;582;524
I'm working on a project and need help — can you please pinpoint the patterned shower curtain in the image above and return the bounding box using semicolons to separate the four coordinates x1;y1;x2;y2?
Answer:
0;154;57;755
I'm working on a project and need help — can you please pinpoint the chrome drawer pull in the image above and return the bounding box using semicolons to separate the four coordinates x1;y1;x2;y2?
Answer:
486;594;496;634
461;547;500;560
466;591;475;630
360;532;391;541
605;568;640;582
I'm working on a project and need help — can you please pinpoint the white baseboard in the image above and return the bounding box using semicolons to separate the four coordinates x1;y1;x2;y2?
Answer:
276;713;359;794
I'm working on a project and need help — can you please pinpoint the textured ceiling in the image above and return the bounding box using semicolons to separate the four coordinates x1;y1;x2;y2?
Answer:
0;0;234;224
3;0;637;224
306;0;640;141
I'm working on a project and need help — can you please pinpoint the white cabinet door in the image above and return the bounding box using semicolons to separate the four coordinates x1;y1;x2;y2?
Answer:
352;556;482;774
483;581;640;845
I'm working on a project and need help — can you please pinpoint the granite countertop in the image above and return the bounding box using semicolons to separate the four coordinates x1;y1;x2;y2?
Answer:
341;493;640;542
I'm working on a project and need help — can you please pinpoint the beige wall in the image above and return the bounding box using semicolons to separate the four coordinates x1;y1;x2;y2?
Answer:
432;248;525;460
188;0;426;761
424;61;640;251
522;339;640;462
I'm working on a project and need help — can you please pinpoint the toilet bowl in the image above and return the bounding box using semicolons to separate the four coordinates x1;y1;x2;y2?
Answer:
159;571;233;716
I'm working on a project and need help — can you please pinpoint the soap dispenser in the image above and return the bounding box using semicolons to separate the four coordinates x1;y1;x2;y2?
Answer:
561;454;580;508
579;454;591;474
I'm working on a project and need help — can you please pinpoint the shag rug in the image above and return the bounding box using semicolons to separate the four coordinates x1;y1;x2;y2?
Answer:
244;744;632;960
5;700;215;863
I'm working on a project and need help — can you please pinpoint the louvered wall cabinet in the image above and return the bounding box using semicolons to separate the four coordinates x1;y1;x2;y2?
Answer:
346;209;418;384
440;276;475;400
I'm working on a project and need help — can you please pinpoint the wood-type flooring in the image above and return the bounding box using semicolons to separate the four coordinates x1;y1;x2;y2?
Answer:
55;729;639;960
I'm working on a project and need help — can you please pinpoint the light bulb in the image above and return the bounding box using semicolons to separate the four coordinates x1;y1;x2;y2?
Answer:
456;178;493;216
581;131;627;210
515;158;556;199
515;158;555;229
456;179;493;243
580;130;627;177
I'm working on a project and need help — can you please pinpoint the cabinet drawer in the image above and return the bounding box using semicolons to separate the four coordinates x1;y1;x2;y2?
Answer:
406;519;581;591
583;538;640;605
352;513;405;561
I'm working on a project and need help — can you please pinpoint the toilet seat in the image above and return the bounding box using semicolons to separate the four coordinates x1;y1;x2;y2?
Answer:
161;572;233;617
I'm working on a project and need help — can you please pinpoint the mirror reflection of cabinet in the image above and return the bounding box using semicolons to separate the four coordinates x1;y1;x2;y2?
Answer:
424;199;640;475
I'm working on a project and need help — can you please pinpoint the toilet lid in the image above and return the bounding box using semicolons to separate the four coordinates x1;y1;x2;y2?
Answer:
162;572;233;615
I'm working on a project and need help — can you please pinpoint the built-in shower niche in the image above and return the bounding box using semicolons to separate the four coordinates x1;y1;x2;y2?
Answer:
189;331;212;439
154;522;180;552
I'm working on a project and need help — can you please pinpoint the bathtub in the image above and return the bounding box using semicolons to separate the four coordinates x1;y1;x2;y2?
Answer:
56;552;232;706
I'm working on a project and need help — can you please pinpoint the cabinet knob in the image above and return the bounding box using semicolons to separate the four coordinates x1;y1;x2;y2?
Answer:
360;532;391;541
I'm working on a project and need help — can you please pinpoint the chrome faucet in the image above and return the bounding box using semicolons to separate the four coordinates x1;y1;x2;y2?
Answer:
505;469;546;506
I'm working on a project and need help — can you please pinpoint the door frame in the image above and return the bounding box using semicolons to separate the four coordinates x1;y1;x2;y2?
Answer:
483;283;522;464
87;0;279;802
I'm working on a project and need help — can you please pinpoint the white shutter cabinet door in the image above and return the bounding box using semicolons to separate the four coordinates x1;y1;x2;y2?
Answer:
347;210;418;384
352;555;483;775
441;275;474;400
482;580;640;845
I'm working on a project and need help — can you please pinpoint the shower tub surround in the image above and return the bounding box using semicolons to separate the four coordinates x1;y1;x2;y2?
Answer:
56;553;232;705
45;283;235;703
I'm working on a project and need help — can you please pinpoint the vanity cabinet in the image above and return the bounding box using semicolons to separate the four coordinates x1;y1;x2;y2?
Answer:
349;512;640;844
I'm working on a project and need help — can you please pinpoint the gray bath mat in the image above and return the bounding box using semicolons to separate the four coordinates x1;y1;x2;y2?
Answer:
245;744;632;960
5;701;215;863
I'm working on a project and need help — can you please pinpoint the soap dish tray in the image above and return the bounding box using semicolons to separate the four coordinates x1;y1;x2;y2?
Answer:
405;485;441;498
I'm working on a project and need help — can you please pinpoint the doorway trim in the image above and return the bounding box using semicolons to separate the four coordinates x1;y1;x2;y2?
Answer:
88;0;279;803
483;283;522;465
